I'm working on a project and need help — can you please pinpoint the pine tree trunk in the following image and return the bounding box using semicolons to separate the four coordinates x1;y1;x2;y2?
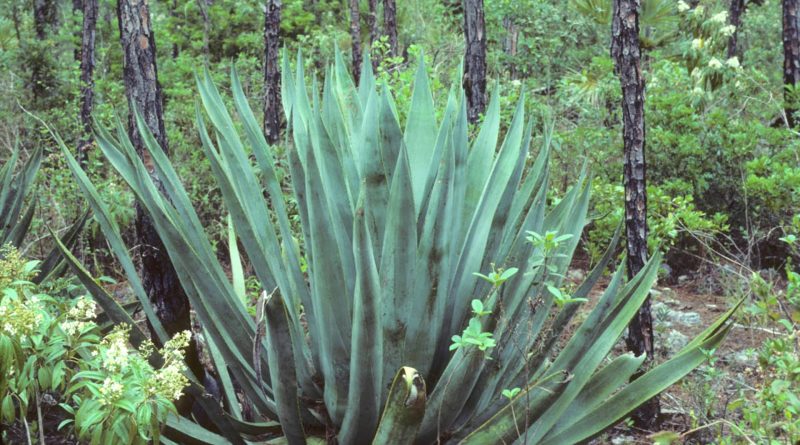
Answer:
463;0;487;124
503;16;518;79
612;0;660;430
117;0;202;391
727;0;744;60
33;0;56;40
350;0;362;85
367;0;379;68
31;0;57;103
78;0;97;168
784;0;800;127
73;0;83;61
197;0;210;61
170;0;180;58
383;0;398;59
263;0;282;145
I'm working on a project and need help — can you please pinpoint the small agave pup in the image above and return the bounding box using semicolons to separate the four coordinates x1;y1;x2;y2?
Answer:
53;51;740;444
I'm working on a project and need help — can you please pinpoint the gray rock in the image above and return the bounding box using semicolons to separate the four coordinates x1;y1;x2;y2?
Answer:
651;302;701;327
663;329;689;353
610;436;636;445
733;350;758;367
673;311;701;326
567;269;586;282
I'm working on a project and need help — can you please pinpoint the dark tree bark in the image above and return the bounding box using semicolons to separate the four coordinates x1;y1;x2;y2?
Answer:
31;0;57;103
383;0;398;58
73;0;84;61
367;0;379;68
170;0;180;58
349;0;362;85
117;0;202;390
503;16;518;79
197;0;210;60
78;0;97;168
463;0;487;124
612;0;660;430
784;0;800;127
263;0;282;145
727;0;745;60
33;0;57;39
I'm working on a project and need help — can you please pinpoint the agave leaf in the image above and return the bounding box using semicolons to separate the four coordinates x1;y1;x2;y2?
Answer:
303;131;351;424
227;216;246;304
7;199;35;247
372;367;427;445
462;86;501;228
33;210;91;284
379;145;417;386
377;86;403;181
406;123;458;378
404;53;438;207
550;353;645;433
264;291;306;445
446;95;526;341
339;189;384;444
281;48;295;121
358;89;390;257
204;329;244;421
538;323;734;445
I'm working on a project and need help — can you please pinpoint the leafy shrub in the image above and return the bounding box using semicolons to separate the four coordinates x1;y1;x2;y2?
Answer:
0;246;189;444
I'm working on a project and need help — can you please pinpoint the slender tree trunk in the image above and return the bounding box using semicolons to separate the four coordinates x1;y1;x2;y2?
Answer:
349;0;362;84
78;0;97;168
73;0;84;61
503;16;518;79
170;0;180;58
612;0;660;430
463;0;487;124
367;0;379;68
117;0;203;392
263;0;282;145
33;0;56;39
727;0;745;60
784;0;800;127
383;0;398;58
197;0;210;60
31;0;57;103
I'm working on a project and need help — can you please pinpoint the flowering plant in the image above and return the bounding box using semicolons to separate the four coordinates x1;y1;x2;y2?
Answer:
0;245;189;444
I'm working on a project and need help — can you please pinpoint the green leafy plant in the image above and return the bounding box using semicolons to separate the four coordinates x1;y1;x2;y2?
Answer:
50;53;740;444
0;246;188;444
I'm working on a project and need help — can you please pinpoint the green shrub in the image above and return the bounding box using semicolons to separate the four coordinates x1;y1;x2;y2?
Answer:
0;246;189;444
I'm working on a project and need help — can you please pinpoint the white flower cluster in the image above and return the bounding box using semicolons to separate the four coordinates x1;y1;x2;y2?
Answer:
677;1;690;12
146;330;191;401
60;297;98;336
726;57;741;69
720;24;737;37
692;38;704;50
708;58;723;69
0;297;43;338
99;377;125;405
710;11;729;24
102;327;131;373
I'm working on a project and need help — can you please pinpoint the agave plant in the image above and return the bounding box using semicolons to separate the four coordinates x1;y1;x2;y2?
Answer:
1;146;42;248
52;53;738;444
1;145;85;282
